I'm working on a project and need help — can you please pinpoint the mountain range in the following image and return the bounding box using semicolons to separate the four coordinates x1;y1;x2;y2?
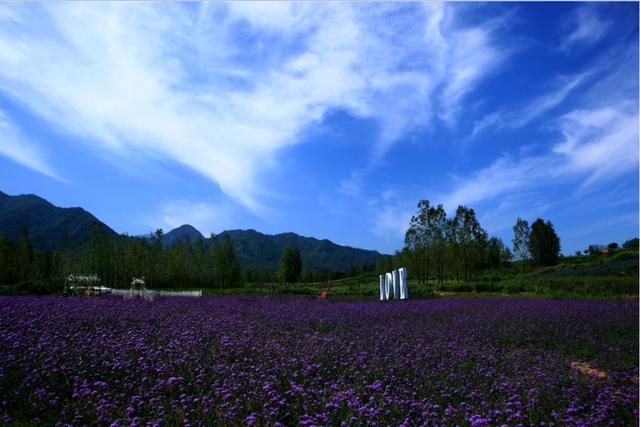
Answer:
0;191;384;271
0;191;116;251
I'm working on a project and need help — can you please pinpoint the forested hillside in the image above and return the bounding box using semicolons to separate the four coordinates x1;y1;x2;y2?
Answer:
0;192;383;289
213;229;381;272
0;191;116;251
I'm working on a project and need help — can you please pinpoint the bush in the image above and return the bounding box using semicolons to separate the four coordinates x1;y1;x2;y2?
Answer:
14;281;62;295
610;249;639;262
474;282;503;293
529;277;637;297
504;283;526;294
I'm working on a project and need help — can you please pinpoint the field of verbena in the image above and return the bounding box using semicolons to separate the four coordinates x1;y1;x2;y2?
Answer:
0;296;637;426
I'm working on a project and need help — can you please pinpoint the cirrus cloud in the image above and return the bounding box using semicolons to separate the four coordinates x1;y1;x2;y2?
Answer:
0;2;508;212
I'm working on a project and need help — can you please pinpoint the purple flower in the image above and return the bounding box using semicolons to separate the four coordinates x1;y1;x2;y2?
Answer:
0;296;635;425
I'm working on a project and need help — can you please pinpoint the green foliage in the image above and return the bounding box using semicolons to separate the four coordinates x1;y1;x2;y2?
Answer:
201;248;637;299
302;269;314;283
404;201;490;284
610;249;639;262
622;237;639;250
213;235;242;288
588;244;604;255
0;230;63;287
0;280;63;295
453;206;488;281
528;219;561;266
0;223;243;291
1;192;383;279
0;191;117;252
512;218;530;262
486;237;511;268
1;191;637;300
278;244;302;283
1;220;374;292
211;229;381;273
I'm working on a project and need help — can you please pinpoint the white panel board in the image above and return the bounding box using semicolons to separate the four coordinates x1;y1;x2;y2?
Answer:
379;275;387;300
399;267;409;300
392;269;400;299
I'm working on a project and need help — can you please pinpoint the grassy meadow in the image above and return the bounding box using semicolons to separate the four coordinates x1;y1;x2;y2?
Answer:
198;249;639;300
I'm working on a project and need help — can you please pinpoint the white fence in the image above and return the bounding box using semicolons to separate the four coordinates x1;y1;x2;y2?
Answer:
65;275;202;300
379;267;408;301
109;277;201;300
110;289;202;300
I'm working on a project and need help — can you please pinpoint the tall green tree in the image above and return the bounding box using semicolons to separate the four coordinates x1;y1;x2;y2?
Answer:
193;236;208;288
150;229;164;286
213;235;241;288
17;226;34;282
375;255;394;276
528;219;561;266
405;202;489;282
0;233;16;284
512;218;530;262
405;200;431;283
429;204;447;284
486;237;511;268
622;238;638;250
451;206;487;281
291;247;302;282
278;244;302;283
445;214;462;281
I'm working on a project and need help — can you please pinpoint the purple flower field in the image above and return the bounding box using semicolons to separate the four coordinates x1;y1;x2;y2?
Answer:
0;296;637;426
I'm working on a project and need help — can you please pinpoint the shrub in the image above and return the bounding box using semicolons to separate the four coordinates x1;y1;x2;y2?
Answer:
610;249;639;262
14;281;62;295
504;283;526;294
474;282;503;293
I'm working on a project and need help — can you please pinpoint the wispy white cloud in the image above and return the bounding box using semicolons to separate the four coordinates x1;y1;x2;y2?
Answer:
355;184;414;242
0;3;507;211
439;26;505;126
444;103;638;211
0;109;63;181
442;154;551;213
560;5;611;52
371;204;414;242
470;111;505;139
554;104;639;190
477;191;557;235
470;73;588;138
512;73;588;127
338;170;366;198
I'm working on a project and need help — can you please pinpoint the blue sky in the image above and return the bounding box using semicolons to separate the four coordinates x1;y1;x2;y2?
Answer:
0;2;637;254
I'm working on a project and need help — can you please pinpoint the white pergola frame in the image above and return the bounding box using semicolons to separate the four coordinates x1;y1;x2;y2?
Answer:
64;274;110;296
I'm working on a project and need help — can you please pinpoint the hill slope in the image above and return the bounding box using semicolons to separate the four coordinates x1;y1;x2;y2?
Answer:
0;191;116;251
212;229;383;272
162;224;205;246
0;191;384;271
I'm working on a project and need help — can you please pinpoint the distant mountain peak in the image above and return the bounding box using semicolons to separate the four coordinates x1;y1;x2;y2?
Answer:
162;224;204;246
0;191;385;272
173;224;201;233
0;191;115;251
215;228;383;272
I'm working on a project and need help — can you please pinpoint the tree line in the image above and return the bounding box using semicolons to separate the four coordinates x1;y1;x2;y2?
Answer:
0;226;242;289
374;200;564;283
0;225;375;289
3;200;635;291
